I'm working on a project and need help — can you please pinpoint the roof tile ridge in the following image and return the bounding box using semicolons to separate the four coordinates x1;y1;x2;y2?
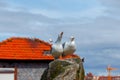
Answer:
0;37;51;46
0;37;29;45
33;38;51;46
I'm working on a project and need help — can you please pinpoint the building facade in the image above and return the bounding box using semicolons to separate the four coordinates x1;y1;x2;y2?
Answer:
85;72;120;80
98;76;120;80
0;37;54;80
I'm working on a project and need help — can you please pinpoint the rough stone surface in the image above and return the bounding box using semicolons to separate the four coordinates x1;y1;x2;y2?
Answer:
41;57;85;80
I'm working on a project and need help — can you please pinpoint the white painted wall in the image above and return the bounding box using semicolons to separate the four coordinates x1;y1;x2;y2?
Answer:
0;68;15;80
0;73;14;80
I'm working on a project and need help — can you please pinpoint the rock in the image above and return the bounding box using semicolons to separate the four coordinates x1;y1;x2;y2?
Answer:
41;57;85;80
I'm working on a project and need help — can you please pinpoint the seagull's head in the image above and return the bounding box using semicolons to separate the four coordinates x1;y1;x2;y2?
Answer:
70;36;75;41
49;38;53;43
59;32;63;38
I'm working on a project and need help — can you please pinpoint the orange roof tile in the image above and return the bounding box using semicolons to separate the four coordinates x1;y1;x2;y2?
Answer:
0;37;54;60
62;54;80;59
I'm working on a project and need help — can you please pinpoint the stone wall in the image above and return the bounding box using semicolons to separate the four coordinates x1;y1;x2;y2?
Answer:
0;61;50;80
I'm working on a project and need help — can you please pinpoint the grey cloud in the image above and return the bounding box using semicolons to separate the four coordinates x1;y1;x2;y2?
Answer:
0;6;62;35
83;48;120;75
0;3;62;41
0;1;8;8
100;0;120;16
100;0;120;8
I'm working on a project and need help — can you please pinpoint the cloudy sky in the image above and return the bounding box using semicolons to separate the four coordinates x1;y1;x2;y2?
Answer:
0;0;120;76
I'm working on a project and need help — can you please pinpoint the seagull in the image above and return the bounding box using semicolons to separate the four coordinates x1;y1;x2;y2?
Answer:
51;32;63;59
49;38;53;44
63;36;76;56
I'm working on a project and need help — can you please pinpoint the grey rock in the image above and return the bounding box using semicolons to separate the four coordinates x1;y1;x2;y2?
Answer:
41;57;85;80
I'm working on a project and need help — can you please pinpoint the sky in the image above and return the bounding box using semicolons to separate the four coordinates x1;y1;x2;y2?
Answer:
0;0;120;76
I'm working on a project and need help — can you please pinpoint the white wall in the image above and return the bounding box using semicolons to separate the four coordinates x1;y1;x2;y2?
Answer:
0;73;14;80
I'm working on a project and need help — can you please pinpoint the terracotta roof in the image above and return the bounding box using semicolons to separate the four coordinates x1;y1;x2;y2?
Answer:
0;37;54;60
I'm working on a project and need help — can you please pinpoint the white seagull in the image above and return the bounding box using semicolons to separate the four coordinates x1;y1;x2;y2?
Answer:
63;36;76;56
51;32;63;59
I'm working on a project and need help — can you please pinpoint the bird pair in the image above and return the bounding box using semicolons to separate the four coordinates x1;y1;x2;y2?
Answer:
50;32;76;59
